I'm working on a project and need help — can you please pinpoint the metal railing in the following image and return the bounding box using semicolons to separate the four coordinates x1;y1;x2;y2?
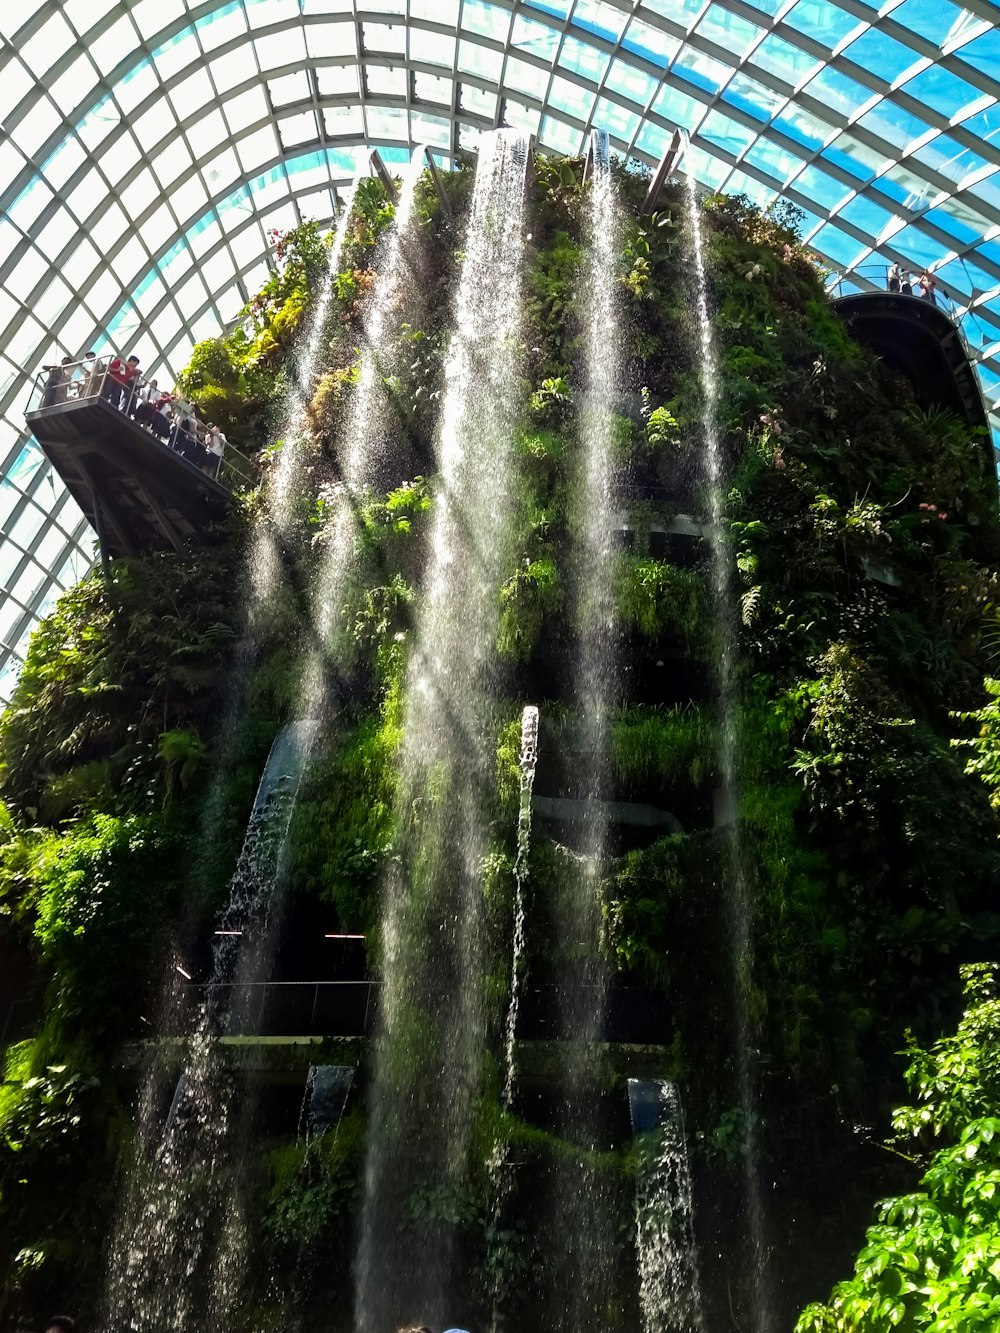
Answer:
178;980;376;1037
173;979;670;1043
827;263;960;320
26;356;258;492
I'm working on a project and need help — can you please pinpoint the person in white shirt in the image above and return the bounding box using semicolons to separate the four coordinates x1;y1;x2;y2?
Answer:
206;423;227;478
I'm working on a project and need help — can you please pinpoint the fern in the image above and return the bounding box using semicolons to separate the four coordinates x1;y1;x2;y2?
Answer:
741;585;762;626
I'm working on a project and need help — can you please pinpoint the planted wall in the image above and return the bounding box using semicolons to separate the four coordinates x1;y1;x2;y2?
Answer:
0;155;998;1331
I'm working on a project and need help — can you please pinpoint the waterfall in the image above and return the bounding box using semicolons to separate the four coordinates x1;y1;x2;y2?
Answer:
355;128;530;1333
253;174;362;617
503;703;540;1107
487;704;540;1331
684;162;772;1330
303;1063;355;1138
628;1078;705;1333
548;127;624;1329
303;151;423;715
102;721;318;1331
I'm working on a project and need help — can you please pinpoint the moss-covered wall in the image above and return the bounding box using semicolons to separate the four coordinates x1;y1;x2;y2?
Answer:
1;154;999;1331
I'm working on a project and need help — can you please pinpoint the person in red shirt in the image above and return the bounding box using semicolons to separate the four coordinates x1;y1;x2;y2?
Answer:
121;354;141;414
104;354;128;408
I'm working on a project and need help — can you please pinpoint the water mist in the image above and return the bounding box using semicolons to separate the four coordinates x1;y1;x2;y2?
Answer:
355;129;530;1333
684;160;773;1332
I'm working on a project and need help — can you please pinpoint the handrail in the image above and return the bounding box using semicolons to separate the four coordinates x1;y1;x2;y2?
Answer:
26;355;259;492
827;265;959;321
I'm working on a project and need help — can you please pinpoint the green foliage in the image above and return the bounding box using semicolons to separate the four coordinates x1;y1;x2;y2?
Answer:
287;673;403;930
953;677;1000;810
0;553;238;820
796;966;1000;1333
616;555;709;649
611;704;716;787
27;813;176;1039
265;1109;365;1249
497;557;561;661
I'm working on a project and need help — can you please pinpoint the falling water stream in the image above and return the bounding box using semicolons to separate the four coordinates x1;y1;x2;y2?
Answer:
547;127;624;1331
253;174;362;616
503;704;540;1107
355;128;530;1333
98;172;369;1324
628;1078;705;1333
303;151;423;714
684;161;773;1331
487;704;540;1331
102;722;317;1331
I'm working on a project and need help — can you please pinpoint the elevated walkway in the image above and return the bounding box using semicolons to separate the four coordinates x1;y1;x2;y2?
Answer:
25;358;258;562
831;292;996;487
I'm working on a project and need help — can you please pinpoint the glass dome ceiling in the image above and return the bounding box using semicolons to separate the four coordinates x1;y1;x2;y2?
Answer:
2;0;1000;704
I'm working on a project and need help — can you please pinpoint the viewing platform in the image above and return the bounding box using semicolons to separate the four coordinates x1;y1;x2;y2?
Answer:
25;357;258;562
830;288;992;435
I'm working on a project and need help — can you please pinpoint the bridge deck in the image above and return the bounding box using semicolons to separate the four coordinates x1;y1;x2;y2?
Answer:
26;395;233;561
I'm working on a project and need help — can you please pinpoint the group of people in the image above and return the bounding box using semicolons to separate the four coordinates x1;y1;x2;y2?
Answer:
887;263;940;304
40;351;228;480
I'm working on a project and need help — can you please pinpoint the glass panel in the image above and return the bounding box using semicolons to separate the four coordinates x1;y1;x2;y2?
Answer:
857;97;933;151
16;99;61;159
254;27;308;70
604;61;659;108
803;65;877;120
550;74;597;121
0;59;34;123
49;54;103;117
411;0;459;21
888;0;964;48
810;222;868;268
154;138;195;188
411;111;451;149
785;0;863;49
149;27;203;83
7;181;54;232
842;28;922;84
836;192;896;234
305;21;355;57
571;0;628;43
540;114;584;157
280;111;320;147
458;40;503;82
19;12;75;75
696;7;762;59
503;98;541;135
324;106;366;138
505;58;549;101
957;29;1000;78
365;106;408;140
750;33;820;86
114;61;160;117
511;13;559;60
558;34;609;83
460;83;497;117
699;109;756;156
40;136;86;192
462;0;506;41
366;66;408;97
722;71;786;123
410;29;454;66
902;64;981;119
595;97;640;141
622;18;679;68
790;162;852;212
363;23;407;55
197;2;249;52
